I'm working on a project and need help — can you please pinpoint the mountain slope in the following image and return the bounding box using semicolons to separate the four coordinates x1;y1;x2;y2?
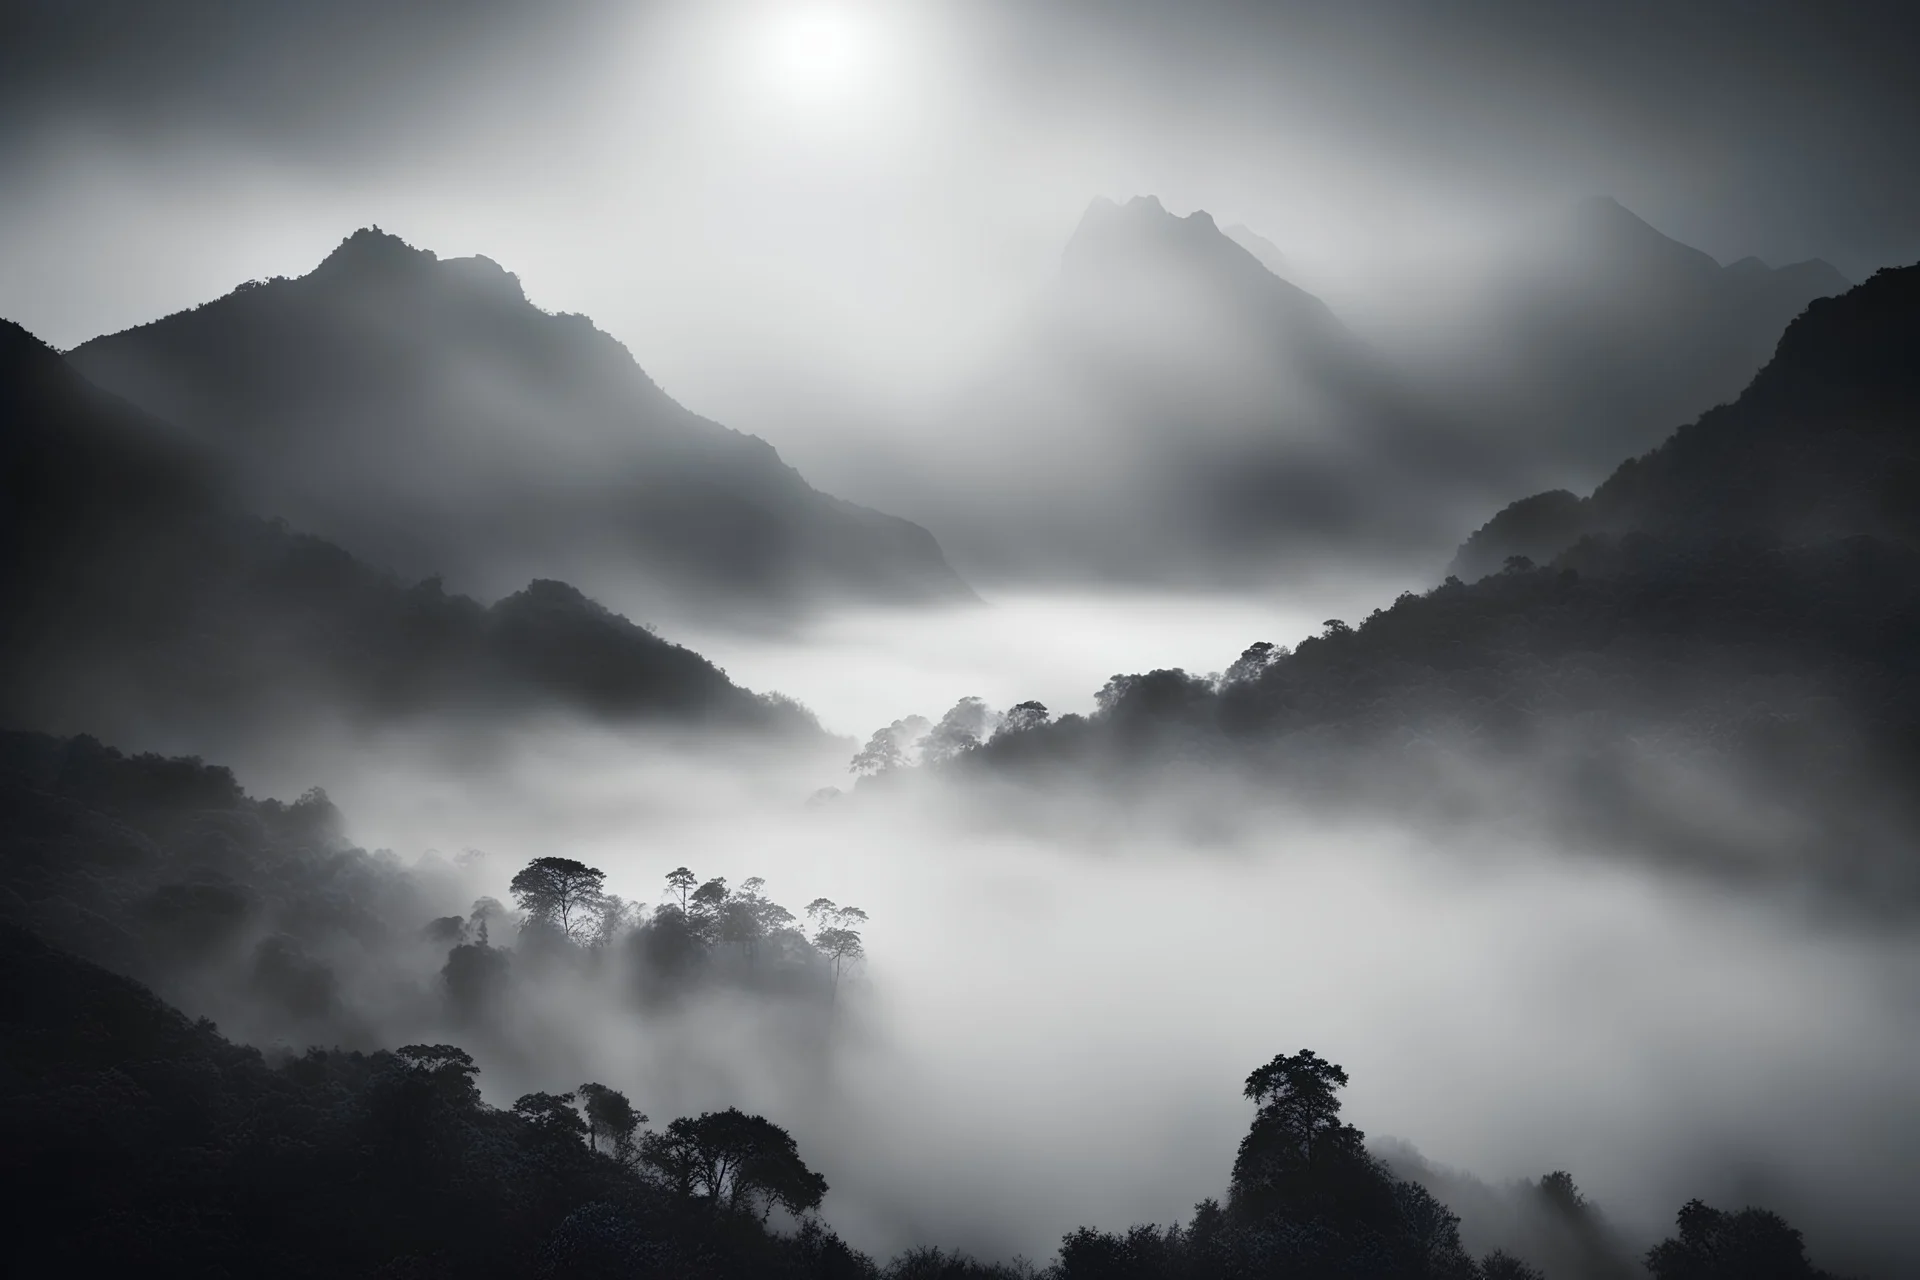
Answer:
1452;261;1920;578
907;195;1478;583
1403;196;1849;488
0;319;819;745
66;228;971;618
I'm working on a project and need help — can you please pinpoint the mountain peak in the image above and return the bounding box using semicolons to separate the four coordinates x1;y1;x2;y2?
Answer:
313;226;438;277
1064;194;1238;275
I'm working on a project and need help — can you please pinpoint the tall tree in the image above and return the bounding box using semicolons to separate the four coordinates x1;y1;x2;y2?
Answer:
664;866;697;913
805;899;869;996
508;857;608;945
576;1082;646;1164
639;1109;827;1219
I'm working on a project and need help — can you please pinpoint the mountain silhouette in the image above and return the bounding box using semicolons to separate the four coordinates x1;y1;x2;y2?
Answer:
0;319;820;746
1452;261;1920;578
905;195;1477;583
1409;196;1850;487
66;228;972;619
1224;222;1290;278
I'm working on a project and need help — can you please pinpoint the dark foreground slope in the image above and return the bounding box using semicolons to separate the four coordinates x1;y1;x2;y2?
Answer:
0;319;817;744
1452;262;1920;579
0;919;1850;1280
66;228;972;617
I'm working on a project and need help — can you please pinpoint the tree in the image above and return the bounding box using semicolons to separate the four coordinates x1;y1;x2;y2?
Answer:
1482;1250;1546;1280
575;1082;646;1163
805;898;868;996
1223;641;1284;685
1229;1049;1381;1226
922;696;997;765
441;938;510;1024
689;876;730;944
1644;1199;1837;1280
995;700;1051;737
664;866;697;913
509;857;608;945
722;877;796;968
393;1043;482;1108
639;1109;827;1219
849;715;930;777
592;894;637;948
513;1091;589;1144
469;896;505;946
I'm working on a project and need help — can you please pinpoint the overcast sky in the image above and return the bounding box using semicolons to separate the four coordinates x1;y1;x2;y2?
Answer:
4;0;1915;434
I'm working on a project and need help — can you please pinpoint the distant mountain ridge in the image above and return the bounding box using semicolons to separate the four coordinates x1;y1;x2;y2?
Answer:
67;228;972;619
1408;196;1850;485
902;194;1478;583
1452;260;1920;579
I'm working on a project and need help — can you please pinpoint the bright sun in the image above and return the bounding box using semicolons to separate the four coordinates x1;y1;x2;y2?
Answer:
760;3;880;103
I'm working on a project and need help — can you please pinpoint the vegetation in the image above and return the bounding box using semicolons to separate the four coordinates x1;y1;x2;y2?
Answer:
0;921;1852;1277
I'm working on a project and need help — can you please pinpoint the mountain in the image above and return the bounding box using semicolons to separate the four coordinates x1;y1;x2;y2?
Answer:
1451;262;1920;579
0;319;820;746
923;263;1920;903
1404;197;1849;488
901;195;1480;583
65;228;972;619
1224;222;1290;278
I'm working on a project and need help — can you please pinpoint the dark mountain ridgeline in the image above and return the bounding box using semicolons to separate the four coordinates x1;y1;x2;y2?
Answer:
0;319;820;744
66;227;973;617
1453;261;1920;579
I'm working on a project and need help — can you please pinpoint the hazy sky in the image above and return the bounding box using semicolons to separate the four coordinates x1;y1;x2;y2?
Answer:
4;0;1916;443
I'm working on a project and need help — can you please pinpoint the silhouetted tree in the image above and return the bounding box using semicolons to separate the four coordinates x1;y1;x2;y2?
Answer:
664;866;697;913
1482;1249;1547;1280
806;898;869;996
996;700;1051;737
509;857;608;945
576;1083;646;1163
922;697;996;764
639;1108;827;1218
514;1091;590;1142
1644;1199;1838;1279
850;715;931;776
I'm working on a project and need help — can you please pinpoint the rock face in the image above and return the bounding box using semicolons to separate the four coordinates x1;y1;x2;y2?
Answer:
1450;261;1920;580
66;228;972;619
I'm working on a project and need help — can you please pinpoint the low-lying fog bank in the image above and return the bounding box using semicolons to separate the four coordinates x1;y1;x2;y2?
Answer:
663;586;1415;738
228;720;1920;1277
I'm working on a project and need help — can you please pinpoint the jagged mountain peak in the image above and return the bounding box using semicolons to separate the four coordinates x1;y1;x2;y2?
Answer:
312;225;438;276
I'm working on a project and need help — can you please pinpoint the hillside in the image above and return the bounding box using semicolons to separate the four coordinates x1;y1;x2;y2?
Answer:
1384;197;1849;490
903;195;1475;583
66;228;973;618
1452;262;1920;579
0;319;820;744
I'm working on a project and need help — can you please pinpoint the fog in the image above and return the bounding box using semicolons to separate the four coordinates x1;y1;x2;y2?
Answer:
205;705;1920;1276
665;587;1411;736
8;3;1920;1275
95;572;1894;1277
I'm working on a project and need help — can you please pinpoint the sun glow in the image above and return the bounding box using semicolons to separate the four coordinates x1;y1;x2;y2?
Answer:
759;3;884;104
